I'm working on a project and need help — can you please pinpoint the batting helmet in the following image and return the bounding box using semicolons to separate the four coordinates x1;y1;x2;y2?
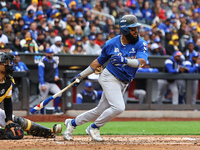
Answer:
119;15;141;35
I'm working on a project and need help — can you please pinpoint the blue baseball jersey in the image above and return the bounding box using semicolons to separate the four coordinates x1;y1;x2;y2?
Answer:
97;35;148;82
13;62;29;72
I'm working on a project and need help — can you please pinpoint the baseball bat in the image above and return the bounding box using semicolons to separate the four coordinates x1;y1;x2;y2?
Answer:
30;79;80;114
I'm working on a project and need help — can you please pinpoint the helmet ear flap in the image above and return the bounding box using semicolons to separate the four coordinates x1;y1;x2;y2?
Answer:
120;27;130;35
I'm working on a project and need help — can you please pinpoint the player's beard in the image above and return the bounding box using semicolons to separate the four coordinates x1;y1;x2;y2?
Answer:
125;33;139;44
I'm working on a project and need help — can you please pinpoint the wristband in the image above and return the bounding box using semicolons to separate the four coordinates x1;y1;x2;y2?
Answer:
126;59;140;68
80;66;95;78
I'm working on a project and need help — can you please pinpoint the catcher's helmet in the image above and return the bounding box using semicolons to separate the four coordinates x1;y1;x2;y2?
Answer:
0;52;14;64
119;15;141;35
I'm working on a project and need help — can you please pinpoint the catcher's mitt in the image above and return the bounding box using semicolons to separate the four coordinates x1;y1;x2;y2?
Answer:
0;123;24;140
95;66;104;74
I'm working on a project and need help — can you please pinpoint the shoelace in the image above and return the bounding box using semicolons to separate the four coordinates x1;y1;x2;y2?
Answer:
94;128;101;138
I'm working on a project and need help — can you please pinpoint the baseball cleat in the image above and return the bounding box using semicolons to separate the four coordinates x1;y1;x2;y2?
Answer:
53;124;62;134
63;119;75;141
85;125;104;142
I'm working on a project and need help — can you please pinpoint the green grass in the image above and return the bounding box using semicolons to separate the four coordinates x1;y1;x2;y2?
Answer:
36;121;200;135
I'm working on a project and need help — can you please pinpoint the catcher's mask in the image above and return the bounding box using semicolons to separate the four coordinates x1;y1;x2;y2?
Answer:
0;52;15;75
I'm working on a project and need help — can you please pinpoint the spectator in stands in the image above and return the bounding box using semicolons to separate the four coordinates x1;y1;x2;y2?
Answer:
12;51;29;102
20;31;38;53
81;0;92;15
59;42;71;54
141;1;153;25
71;43;86;55
116;0;132;19
50;36;63;54
95;32;105;48
166;34;180;55
114;25;121;36
154;37;166;55
84;34;101;55
53;18;62;33
10;37;22;52
18;25;29;40
26;0;38;14
129;0;142;20
11;0;21;11
0;10;7;23
65;34;75;49
37;15;47;31
69;36;82;53
66;16;76;35
46;29;56;45
163;29;172;49
13;18;24;38
0;25;8;46
155;51;188;105
76;12;86;30
76;81;102;104
149;43;164;56
184;39;197;61
50;13;66;30
74;25;84;39
61;29;69;43
92;1;104;19
3;24;15;46
84;20;101;37
109;1;119;19
194;38;200;52
23;9;35;26
36;30;47;53
184;51;200;104
38;48;63;115
29;22;38;41
68;1;77;16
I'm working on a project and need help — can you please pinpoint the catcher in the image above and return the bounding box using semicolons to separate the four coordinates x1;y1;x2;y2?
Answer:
0;52;62;140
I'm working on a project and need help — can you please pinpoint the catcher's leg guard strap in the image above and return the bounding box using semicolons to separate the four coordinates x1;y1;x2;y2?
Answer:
14;117;53;138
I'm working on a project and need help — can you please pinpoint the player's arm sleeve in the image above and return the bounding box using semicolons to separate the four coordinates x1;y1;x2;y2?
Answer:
3;97;13;122
76;93;83;104
97;91;103;100
136;41;148;61
97;42;110;65
55;65;59;77
185;61;198;73
23;63;29;71
38;62;45;86
165;60;179;73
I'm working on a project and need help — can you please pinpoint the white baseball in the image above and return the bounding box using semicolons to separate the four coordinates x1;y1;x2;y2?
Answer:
75;78;80;83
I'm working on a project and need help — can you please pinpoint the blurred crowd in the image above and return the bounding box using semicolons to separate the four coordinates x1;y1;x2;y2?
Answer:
0;0;199;57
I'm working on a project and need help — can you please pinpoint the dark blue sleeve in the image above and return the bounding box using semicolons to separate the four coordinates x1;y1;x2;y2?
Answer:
136;40;148;61
97;91;103;100
166;63;179;73
76;97;82;104
185;64;198;73
38;63;45;85
97;42;110;65
22;62;29;71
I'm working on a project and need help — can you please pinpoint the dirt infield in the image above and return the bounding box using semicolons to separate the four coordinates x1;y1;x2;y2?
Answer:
23;114;200;122
2;115;200;150
1;135;200;150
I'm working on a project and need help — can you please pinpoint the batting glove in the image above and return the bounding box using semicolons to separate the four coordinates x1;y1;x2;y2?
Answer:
110;55;127;66
70;73;82;86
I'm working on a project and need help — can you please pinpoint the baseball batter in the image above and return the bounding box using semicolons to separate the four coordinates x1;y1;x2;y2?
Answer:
0;52;62;139
63;15;148;142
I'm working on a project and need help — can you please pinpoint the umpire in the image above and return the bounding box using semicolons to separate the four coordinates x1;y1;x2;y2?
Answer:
38;48;63;115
